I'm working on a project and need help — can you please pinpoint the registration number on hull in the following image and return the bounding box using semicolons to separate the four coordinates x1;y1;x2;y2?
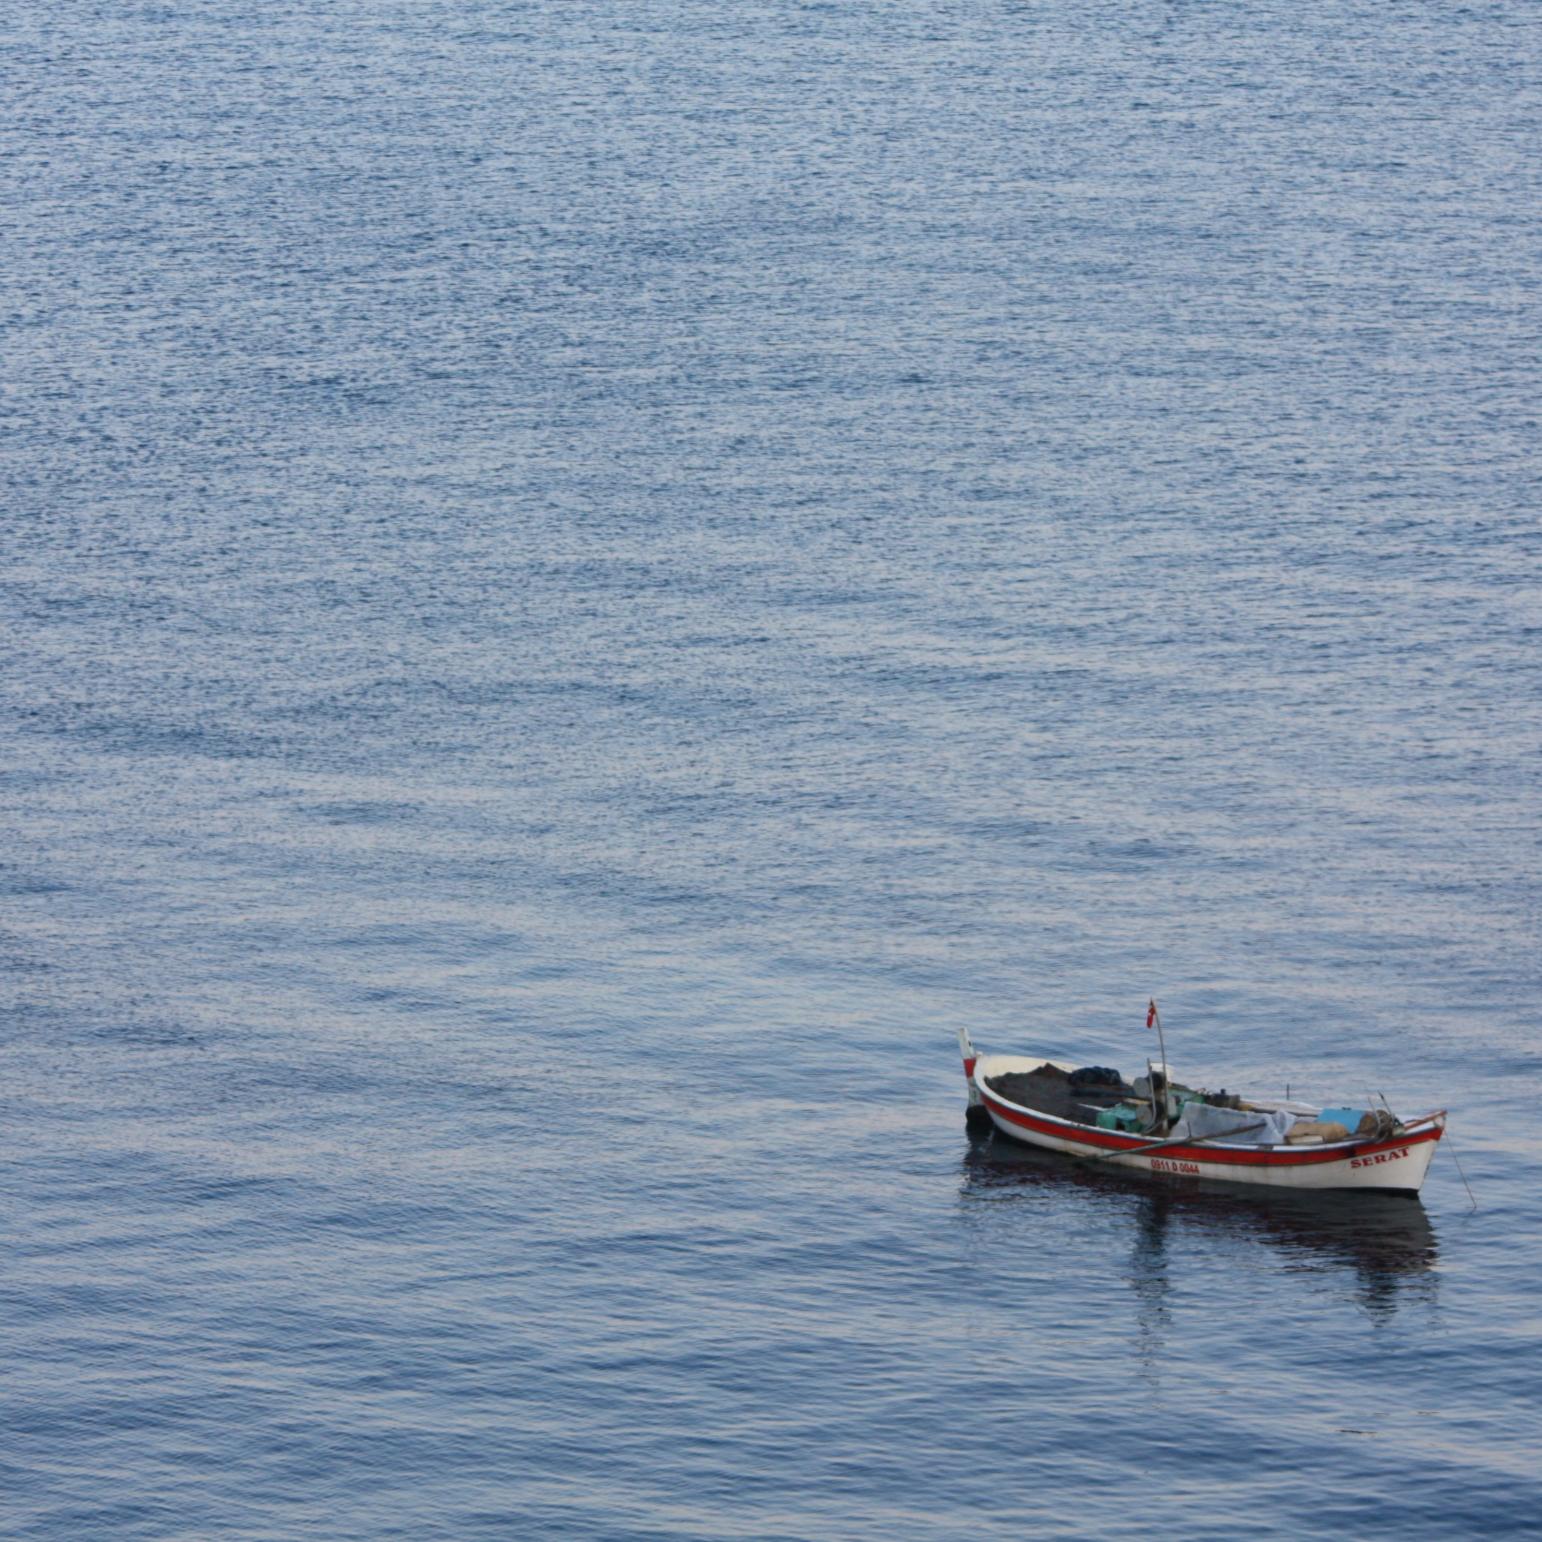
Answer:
1151;1157;1201;1175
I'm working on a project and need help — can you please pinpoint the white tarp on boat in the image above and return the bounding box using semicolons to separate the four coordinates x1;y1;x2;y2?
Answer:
1171;1101;1298;1146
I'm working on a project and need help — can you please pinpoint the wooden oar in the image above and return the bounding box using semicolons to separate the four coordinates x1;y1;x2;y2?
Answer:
1080;1119;1266;1165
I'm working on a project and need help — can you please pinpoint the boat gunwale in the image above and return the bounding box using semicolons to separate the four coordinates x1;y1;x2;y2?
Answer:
974;1071;1446;1168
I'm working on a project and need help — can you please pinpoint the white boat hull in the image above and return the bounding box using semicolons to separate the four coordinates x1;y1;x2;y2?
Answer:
966;1047;1445;1195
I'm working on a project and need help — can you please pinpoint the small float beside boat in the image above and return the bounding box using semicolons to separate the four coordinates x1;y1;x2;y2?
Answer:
958;1020;1446;1195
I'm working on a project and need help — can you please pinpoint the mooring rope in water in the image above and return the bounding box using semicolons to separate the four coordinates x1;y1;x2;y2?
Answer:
1442;1126;1479;1212
1375;1088;1475;1211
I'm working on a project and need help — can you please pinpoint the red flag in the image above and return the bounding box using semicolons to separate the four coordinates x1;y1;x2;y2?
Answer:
1146;1001;1157;1029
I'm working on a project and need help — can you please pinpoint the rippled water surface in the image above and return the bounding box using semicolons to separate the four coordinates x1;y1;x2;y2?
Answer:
4;2;1541;1537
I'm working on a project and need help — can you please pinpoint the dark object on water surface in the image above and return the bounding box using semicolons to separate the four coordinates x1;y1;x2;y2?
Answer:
965;1102;994;1136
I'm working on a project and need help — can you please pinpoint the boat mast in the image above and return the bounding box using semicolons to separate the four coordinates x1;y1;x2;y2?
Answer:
1148;998;1171;1132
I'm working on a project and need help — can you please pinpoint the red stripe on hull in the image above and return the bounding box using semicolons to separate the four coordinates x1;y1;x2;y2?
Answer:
979;1087;1443;1168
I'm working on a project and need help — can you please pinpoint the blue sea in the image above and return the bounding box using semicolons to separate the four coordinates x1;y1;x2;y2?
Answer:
4;2;1540;1537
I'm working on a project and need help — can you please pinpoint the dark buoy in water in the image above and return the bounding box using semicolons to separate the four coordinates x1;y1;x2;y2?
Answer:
959;1024;993;1136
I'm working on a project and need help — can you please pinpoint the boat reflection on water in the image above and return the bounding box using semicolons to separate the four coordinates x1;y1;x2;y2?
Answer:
961;1130;1439;1319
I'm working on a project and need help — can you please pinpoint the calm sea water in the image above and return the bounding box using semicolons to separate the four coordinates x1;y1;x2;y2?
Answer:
4;2;1540;1537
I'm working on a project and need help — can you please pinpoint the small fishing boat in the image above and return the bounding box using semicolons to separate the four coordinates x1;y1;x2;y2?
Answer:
958;1011;1446;1195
